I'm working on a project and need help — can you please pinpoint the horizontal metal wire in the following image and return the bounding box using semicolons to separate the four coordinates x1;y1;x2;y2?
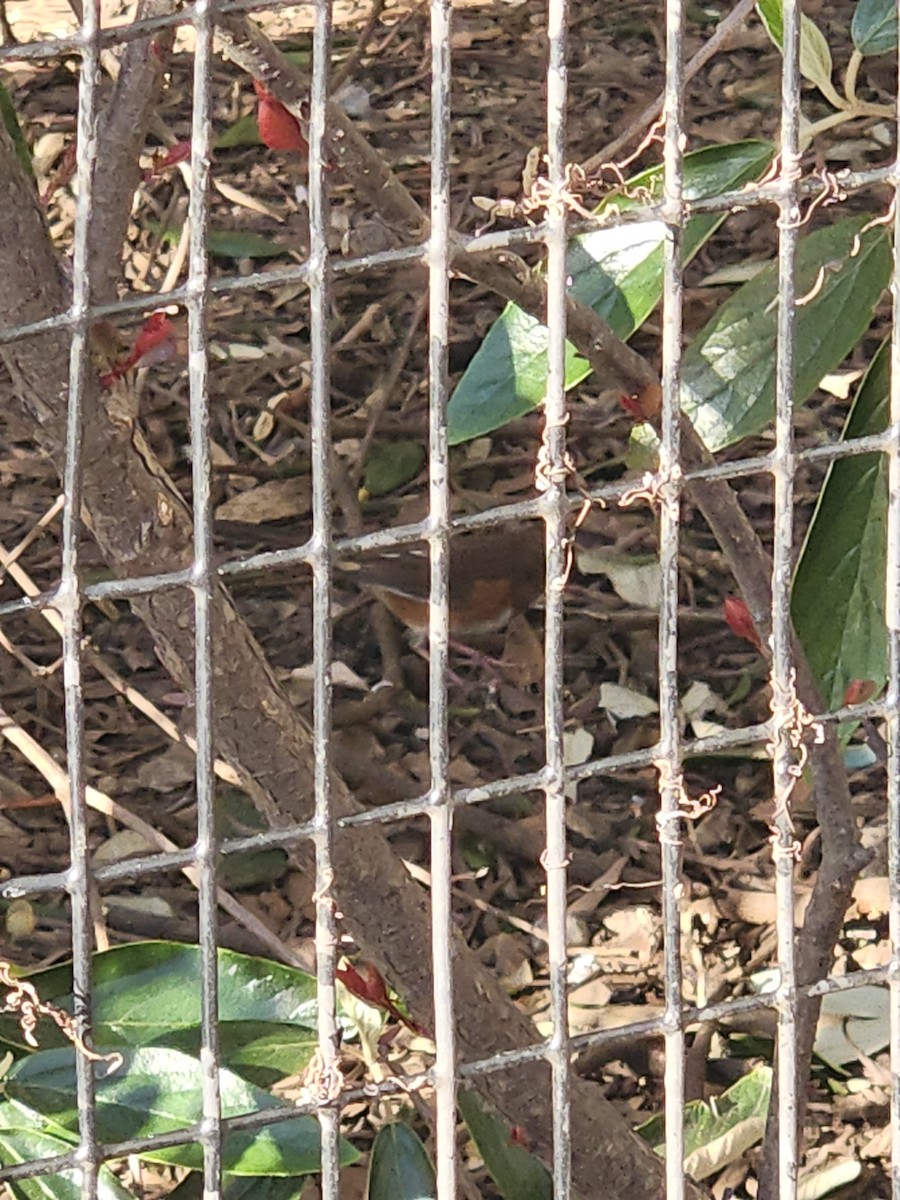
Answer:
1;688;886;903
0;959;892;1190
1;158;895;349
0;421;894;622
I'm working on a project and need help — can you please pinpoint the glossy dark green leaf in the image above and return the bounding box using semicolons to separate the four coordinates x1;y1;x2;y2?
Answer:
367;1122;436;1200
0;1102;131;1200
852;0;899;54
458;1088;551;1200
792;340;889;709
682;216;891;450
446;141;773;445
168;1174;304;1200
215;1021;321;1086
0;942;319;1055
222;1176;306;1200
6;1047;358;1176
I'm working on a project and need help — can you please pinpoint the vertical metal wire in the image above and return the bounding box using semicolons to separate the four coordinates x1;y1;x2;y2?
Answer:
657;0;686;1193
186;2;222;1194
63;4;101;1196
770;0;803;1194
426;0;455;1189
307;0;341;1193
885;28;900;1200
542;0;571;1194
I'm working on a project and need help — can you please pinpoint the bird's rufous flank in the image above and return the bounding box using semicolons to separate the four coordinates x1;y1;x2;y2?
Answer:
352;522;545;638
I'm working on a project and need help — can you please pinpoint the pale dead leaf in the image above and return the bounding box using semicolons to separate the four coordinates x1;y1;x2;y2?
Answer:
721;885;811;927
215;476;311;524
290;662;369;690
599;682;658;721
214;179;284;221
602;905;659;963
575;546;660;608
851;875;889;918
92;828;158;867
136;742;197;792
563;726;594;800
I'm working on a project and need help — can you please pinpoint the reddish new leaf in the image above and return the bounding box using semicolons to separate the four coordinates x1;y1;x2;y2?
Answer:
99;313;180;389
618;382;662;422
723;596;762;651
336;961;429;1037
143;140;192;181
253;79;310;155
843;679;879;706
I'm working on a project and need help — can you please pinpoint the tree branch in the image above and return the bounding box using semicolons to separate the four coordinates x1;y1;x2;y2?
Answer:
87;0;177;304
0;118;686;1200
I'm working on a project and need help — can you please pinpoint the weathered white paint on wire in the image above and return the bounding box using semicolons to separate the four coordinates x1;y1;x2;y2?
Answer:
306;0;342;1192
426;0;456;1192
62;2;102;1196
542;0;573;1192
0;4;897;1199
185;2;224;1196
767;0;804;1196
658;0;688;1195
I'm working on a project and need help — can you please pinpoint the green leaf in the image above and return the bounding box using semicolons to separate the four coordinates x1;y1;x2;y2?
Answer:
166;1169;304;1200
852;0;899;54
207;230;289;260
457;1088;551;1200
362;441;426;497
5;1047;358;1176
0;1126;133;1200
792;340;889;710
217;791;288;890
756;0;843;103
0;1101;131;1200
367;1123;436;1200
682;215;891;450
0;81;35;181
0;942;317;1046
0;942;333;1081
143;221;289;260
221;1176;305;1200
447;140;774;445
216;113;262;149
638;1066;772;1181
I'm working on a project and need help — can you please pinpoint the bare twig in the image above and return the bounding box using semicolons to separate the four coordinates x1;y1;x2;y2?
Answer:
214;13;654;401
0;704;312;973
329;0;388;94
353;289;430;483
0;526;243;789
585;0;760;170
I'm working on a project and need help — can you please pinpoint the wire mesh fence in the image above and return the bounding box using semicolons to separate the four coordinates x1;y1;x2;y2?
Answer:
0;2;898;1200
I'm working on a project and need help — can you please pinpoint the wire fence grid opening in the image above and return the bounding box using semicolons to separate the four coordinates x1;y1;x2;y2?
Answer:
0;2;898;1200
